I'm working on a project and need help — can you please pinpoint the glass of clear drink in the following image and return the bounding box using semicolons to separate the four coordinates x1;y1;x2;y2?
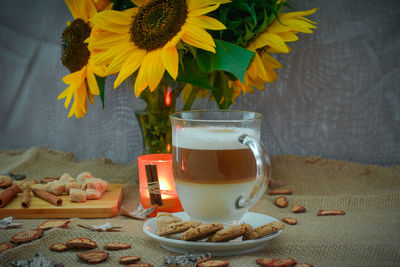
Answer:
170;110;271;224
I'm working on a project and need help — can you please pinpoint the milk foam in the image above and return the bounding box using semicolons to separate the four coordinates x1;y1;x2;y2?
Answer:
172;127;260;150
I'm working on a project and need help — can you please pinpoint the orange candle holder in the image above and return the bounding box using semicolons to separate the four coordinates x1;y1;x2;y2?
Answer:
138;154;183;217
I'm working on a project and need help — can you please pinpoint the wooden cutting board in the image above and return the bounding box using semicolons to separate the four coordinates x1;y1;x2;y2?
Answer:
0;183;124;219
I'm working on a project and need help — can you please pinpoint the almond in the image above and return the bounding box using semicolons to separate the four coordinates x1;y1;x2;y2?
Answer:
274;196;288;208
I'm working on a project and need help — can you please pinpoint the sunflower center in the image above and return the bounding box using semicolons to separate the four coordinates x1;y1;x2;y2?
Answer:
130;0;187;51
61;19;91;73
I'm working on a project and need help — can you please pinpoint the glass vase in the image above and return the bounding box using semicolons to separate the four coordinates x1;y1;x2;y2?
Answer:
129;76;184;154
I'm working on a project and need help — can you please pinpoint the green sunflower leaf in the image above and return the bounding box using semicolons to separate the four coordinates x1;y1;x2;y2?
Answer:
197;40;255;84
95;75;106;108
176;53;213;90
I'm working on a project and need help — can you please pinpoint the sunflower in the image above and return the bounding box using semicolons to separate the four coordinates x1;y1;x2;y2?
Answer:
239;8;318;94
89;0;230;97
58;0;111;118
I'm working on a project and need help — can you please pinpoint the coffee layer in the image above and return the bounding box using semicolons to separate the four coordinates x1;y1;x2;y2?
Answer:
172;146;257;184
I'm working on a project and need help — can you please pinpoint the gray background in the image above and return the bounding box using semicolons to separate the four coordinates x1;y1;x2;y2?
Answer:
0;0;399;165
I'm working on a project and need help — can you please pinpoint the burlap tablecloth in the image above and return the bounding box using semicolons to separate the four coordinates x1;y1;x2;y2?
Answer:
0;147;399;266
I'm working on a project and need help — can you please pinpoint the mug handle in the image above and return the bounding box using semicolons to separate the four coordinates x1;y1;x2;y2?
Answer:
235;134;271;209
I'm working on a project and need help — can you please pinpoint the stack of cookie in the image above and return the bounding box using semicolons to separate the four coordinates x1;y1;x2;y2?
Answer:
156;212;285;242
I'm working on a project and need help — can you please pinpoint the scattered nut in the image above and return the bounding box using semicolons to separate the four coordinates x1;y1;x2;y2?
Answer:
0;242;13;254
269;189;292;195
274;196;288;208
317;210;345;216
198;260;229;267
37;219;70;230
282;217;297;225
291;205;306;213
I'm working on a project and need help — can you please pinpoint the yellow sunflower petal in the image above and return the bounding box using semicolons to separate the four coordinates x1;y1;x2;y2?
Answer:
92;42;132;65
278;31;299;42
86;66;100;95
181;25;216;52
114;48;147;89
187;0;230;13
62;69;84;85
254;32;289;53
279;8;318;21
189;3;223;17
90;10;132;33
145;50;165;92
186;16;226;30
161;45;179;79
104;45;136;75
64;0;81;20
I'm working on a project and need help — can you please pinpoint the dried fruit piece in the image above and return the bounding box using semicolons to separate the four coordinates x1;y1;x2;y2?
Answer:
104;242;131;250
66;238;98;249
317;210;345;216
256;258;297;267
198;260;229;267
40;176;60;183
243;222;285;240
274;196;288;208
126;263;153;267
37;219;70;230
0;242;13;253
77;250;108;264
269;189;293;195
10;229;43;244
291;206;306;213
50;243;68;252
294;264;313;267
282;217;297;225
120;256;141;264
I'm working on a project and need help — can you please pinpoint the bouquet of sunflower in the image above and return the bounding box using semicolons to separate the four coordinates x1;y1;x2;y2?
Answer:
59;0;317;119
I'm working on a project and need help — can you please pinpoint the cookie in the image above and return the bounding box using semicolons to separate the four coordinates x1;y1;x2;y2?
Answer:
156;212;183;234
181;223;224;241
104;242;131;250
207;224;252;242
10;229;43;244
158;220;202;236
66;238;98;249
198;260;229;267
50;243;68;252
274;196;288;208
120;256;141;264
281;217;297;225
256;258;297;267
243;221;285;240
77;250;108;264
37;219;70;230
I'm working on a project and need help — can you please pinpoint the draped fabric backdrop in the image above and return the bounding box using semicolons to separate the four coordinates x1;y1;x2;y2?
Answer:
0;0;399;165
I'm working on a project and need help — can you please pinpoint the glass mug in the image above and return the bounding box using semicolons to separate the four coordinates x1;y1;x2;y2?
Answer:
170;110;271;224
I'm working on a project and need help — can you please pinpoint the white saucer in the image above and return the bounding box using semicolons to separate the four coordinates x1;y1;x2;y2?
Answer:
142;212;282;256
